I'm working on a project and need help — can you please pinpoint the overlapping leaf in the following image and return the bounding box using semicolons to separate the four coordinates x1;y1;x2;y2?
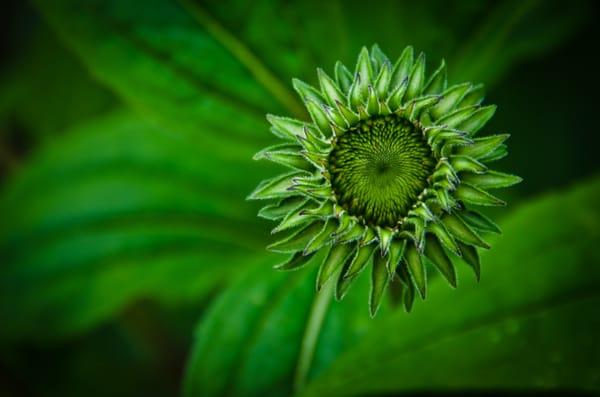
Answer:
300;176;600;396
0;112;270;342
184;176;600;396
33;0;588;148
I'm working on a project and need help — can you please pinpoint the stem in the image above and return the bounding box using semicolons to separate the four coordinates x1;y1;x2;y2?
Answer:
177;0;305;118
293;279;334;392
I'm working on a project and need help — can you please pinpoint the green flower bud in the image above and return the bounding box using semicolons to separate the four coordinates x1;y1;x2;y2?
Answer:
250;45;521;316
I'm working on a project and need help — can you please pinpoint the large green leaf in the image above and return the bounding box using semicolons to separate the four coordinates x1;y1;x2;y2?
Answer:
34;0;294;163
33;0;589;144
183;176;600;396
300;176;600;396
183;249;393;397
0;20;116;140
0;111;271;342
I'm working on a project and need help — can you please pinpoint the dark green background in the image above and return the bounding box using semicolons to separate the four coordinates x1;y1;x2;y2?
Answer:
1;1;599;396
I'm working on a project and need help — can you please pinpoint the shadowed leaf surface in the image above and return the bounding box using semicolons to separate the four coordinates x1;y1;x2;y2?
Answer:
299;177;600;396
183;177;600;397
0;112;271;342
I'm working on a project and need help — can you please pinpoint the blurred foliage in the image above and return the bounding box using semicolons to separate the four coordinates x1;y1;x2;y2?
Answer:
0;0;598;396
0;111;270;342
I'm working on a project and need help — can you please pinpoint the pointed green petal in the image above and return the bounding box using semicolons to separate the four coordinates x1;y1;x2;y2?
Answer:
386;278;404;308
408;202;435;223
335;100;360;126
300;200;333;218
407;95;441;120
272;199;314;233
376;227;394;256
423;59;447;95
357;46;374;81
386;78;408;110
335;252;359;301
334;61;353;94
296;125;328;151
390;46;414;91
403;280;415;312
432;186;456;211
266;114;306;141
430;83;471;119
322;104;348;129
344;243;375;279
479;144;508;163
305;100;332;135
336;222;365;244
254;146;313;171
349;73;364;109
253;143;299;159
366;86;381;115
460;210;502;234
291;183;332;200
431;154;459;183
387;239;407;275
317;68;345;106
435;105;479;129
450;155;487;174
332;213;354;238
274;251;316;271
374;61;392;98
456;134;509;159
370;250;390;317
370;44;390;72
405;243;426;299
396;264;415;312
428;222;460;255
301;150;327;170
354;47;373;99
458;241;480;281
292;78;325;105
317;243;355;291
405;216;426;251
304;220;337;254
360;227;377;246
258;196;307;220
457;83;485;108
442;213;490;249
456;105;496;135
404;52;426;101
247;171;302;200
424;235;457;288
461;170;523;189
267;221;325;253
455;183;506;206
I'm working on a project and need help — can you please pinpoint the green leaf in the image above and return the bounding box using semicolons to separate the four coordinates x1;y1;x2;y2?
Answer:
34;0;300;166
299;176;600;396
183;177;600;397
0;112;268;342
183;251;391;397
0;22;116;140
32;1;587;159
316;244;354;291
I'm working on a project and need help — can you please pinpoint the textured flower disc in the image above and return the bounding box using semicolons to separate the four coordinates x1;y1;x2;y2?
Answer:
249;45;521;316
329;115;434;227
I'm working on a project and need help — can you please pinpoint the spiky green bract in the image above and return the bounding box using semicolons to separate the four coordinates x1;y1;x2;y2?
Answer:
250;45;521;317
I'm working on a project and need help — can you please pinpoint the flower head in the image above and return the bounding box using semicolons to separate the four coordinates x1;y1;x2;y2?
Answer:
249;45;521;316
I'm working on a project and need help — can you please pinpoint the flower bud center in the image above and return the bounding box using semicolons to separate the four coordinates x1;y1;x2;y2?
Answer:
328;115;434;227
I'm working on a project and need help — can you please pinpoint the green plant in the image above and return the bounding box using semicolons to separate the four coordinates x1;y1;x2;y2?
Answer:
250;46;521;315
2;1;598;396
